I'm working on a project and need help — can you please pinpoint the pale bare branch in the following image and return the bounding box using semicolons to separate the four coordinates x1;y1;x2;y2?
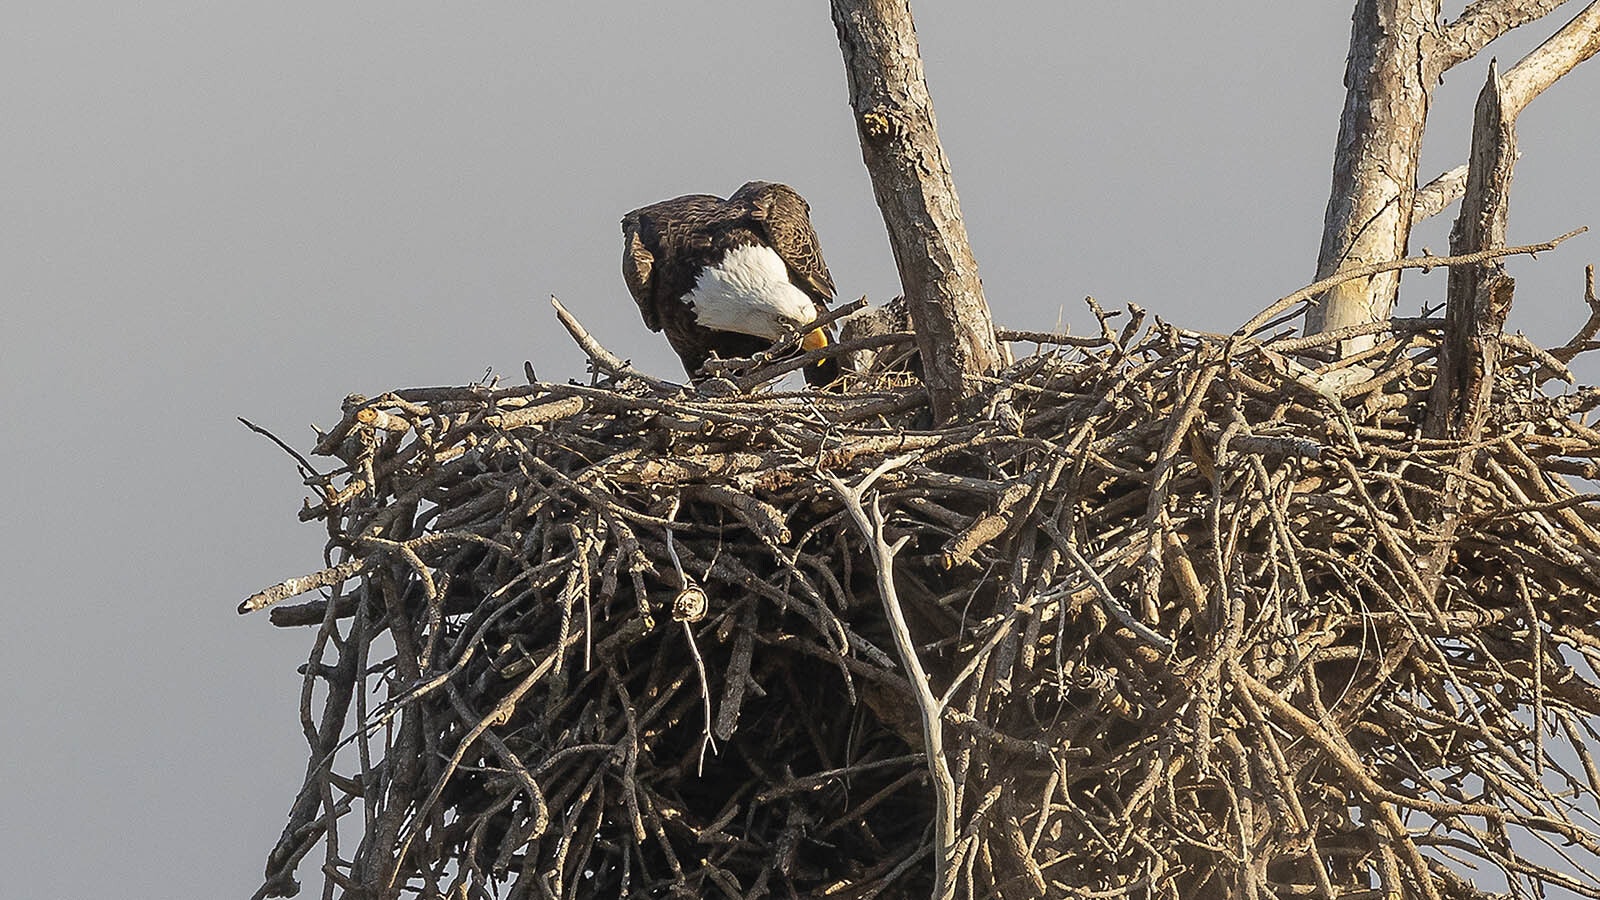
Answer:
549;295;676;393
1502;0;1600;114
1413;164;1470;221
1433;0;1573;73
824;455;959;896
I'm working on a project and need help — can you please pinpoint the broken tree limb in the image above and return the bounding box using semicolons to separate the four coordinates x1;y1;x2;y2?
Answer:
240;557;367;614
1419;60;1519;602
1427;60;1519;443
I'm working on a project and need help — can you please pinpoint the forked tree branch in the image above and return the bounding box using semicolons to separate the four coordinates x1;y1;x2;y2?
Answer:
824;454;959;897
1411;5;1598;220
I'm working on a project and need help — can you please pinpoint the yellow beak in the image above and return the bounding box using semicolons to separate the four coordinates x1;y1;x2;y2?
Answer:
801;329;829;353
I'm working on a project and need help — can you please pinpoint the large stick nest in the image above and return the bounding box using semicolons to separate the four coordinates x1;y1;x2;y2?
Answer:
246;296;1600;900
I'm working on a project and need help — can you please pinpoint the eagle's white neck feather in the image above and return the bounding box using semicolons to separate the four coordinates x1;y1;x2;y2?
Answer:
684;244;815;339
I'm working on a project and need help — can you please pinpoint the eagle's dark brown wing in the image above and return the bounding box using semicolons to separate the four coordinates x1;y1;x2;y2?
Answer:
620;193;727;332
730;181;836;305
622;185;839;385
620;220;659;331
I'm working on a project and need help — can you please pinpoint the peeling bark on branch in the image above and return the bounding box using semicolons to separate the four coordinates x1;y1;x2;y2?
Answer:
1501;1;1600;113
831;0;1003;421
1405;4;1599;223
1413;164;1470;221
1432;0;1572;71
1307;0;1440;355
1309;0;1598;356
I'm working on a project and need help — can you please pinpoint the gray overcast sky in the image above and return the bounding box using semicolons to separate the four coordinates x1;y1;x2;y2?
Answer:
2;4;1596;897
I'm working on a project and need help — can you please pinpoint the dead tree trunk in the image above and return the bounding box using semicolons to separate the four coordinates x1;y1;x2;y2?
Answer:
1308;0;1599;357
1427;61;1517;445
832;0;1004;421
1307;0;1438;356
1417;62;1519;596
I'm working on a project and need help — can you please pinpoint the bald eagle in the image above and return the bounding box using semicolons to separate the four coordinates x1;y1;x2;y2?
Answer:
621;181;839;387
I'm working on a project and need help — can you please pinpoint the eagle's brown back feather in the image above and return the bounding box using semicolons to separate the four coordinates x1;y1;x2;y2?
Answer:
620;183;837;385
730;181;836;304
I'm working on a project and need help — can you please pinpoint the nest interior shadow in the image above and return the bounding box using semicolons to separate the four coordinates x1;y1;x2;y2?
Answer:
244;291;1600;900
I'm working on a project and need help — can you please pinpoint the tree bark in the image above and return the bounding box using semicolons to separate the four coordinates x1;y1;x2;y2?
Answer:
1427;61;1517;444
1500;1;1600;114
1308;0;1595;356
832;0;1004;421
1417;62;1517;597
1430;0;1573;72
1307;0;1441;357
